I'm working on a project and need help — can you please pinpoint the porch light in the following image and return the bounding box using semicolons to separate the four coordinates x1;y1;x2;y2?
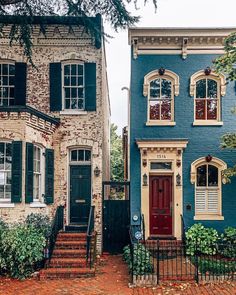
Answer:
143;173;148;186
94;166;101;177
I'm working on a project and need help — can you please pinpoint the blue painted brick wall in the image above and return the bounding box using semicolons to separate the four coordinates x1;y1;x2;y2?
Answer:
130;53;236;231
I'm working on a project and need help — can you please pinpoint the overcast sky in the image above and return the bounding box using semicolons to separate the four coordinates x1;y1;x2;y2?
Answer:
104;0;236;134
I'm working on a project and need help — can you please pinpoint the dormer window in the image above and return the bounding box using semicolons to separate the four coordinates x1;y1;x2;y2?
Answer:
62;63;84;110
190;70;226;126
0;63;15;106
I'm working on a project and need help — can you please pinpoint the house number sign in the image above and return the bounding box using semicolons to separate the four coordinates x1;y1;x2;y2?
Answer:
157;154;166;159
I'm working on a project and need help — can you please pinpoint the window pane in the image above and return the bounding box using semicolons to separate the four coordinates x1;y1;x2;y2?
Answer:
71;88;77;98
77;77;83;86
65;99;70;109
2;64;8;75
150;79;160;98
151;162;172;170
207;100;217;120
78;99;84;109
64;65;70;76
9;88;14;98
9;64;15;75
71;76;76;86
78;65;83;75
161;79;171;99
6;172;11;184
196;100;205;119
71;150;77;161
161;100;171;120
64;76;70;86
149;101;160;120
207;79;217;99
78;88;83;98
0;172;4;185
78;150;84;161
9;76;14;85
208;165;218;186
65;88;70;98
197;165;207;186
3;76;8;86
85;150;91;161
71;64;76;75
0;185;4;198
196;79;206;98
71;98;78;109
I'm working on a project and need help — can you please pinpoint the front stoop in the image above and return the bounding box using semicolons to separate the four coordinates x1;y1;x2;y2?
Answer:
39;232;95;280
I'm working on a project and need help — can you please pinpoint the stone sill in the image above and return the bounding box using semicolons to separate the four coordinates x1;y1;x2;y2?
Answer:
60;110;88;116
146;121;176;126
30;202;47;208
194;215;224;220
0;202;15;208
192;121;223;126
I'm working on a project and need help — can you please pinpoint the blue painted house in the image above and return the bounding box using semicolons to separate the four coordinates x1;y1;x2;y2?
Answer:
128;28;236;240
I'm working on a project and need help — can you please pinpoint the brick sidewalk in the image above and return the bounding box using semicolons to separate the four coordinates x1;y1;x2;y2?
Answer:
0;255;235;295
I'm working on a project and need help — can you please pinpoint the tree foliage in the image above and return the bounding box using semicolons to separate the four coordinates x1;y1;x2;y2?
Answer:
221;133;236;182
0;0;157;63
110;123;124;181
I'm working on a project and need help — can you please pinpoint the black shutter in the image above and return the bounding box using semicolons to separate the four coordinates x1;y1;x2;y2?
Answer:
85;63;96;111
49;63;62;111
15;62;27;105
45;149;54;204
25;142;33;204
11;141;22;203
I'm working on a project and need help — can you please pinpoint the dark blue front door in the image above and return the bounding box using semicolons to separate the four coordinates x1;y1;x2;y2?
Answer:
70;165;91;224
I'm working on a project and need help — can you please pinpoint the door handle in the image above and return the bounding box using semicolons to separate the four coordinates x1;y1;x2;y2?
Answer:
75;199;86;203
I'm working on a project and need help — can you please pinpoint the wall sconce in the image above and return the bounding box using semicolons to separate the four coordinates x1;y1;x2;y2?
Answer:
158;67;165;75
204;67;212;75
176;173;181;186
143;173;148;186
176;159;181;168
205;154;212;162
94;166;101;177
142;159;147;167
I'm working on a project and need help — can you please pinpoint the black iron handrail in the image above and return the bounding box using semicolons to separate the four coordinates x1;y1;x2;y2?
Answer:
141;213;146;245
45;205;64;266
86;205;95;268
180;214;186;244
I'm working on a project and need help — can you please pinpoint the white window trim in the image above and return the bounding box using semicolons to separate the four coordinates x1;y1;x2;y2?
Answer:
0;141;12;203
0;62;15;107
190;157;227;220
143;69;179;125
190;70;226;125
61;61;85;112
31;144;45;205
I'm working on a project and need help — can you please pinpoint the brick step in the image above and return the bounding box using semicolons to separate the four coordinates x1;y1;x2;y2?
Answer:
55;240;87;250
52;249;87;258
49;258;87;268
57;232;87;241
39;267;95;280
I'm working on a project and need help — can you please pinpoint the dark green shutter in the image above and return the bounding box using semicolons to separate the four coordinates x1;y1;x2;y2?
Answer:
25;142;33;203
45;149;54;204
15;62;27;105
11;141;22;203
85;63;96;111
50;63;62;111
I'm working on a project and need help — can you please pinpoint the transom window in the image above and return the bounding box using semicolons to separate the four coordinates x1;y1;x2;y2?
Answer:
0;63;15;106
195;78;219;120
150;162;172;170
149;78;173;121
33;146;42;201
70;149;91;163
63;63;84;110
0;142;12;200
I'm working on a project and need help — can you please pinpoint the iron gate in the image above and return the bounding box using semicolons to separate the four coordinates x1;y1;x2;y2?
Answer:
102;181;130;253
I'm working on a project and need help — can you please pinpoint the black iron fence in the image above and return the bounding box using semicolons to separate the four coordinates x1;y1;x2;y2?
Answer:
86;205;97;268
127;240;236;286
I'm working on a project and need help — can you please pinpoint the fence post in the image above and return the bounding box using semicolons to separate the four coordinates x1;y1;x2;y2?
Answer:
194;242;199;284
130;243;134;284
157;239;160;285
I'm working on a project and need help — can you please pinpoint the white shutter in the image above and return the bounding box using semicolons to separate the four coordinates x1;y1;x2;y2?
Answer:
207;188;219;213
195;188;207;213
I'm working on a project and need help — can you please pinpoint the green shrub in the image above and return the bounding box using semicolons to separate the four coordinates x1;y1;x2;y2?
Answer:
0;224;46;279
186;223;219;256
219;227;236;258
25;213;51;238
123;243;153;275
198;258;236;275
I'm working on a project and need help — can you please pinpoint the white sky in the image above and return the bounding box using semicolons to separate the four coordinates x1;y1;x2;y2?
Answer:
104;0;236;134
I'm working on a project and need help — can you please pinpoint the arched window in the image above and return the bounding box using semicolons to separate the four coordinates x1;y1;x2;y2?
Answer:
70;149;91;163
191;157;227;219
0;63;15;106
190;70;226;125
143;69;179;125
62;62;84;110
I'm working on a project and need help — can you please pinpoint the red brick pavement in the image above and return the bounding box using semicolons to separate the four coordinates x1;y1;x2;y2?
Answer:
0;255;235;295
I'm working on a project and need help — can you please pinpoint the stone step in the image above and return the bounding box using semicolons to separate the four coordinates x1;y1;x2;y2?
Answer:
49;258;87;268
65;224;87;233
39;267;95;280
57;232;87;241
55;240;87;249
52;249;87;258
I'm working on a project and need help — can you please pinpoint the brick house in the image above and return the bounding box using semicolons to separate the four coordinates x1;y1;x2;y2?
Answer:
0;15;110;252
128;27;236;240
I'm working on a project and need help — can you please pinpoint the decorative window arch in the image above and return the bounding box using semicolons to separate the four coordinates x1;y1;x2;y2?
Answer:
190;69;226;125
190;156;227;219
143;69;179;125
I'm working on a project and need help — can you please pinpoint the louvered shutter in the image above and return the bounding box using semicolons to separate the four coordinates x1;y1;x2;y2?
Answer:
11;141;22;203
196;188;219;214
195;188;207;213
207;188;219;213
15;62;27;105
45;149;54;204
84;63;96;111
25;142;34;203
49;63;62;111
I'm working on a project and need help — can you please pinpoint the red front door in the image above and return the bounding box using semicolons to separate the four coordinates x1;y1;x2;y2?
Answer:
149;175;173;236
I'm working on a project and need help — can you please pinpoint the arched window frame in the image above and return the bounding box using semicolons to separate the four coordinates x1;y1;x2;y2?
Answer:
69;148;92;165
0;61;15;107
190;157;227;220
61;60;85;111
190;70;226;126
143;69;179;126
